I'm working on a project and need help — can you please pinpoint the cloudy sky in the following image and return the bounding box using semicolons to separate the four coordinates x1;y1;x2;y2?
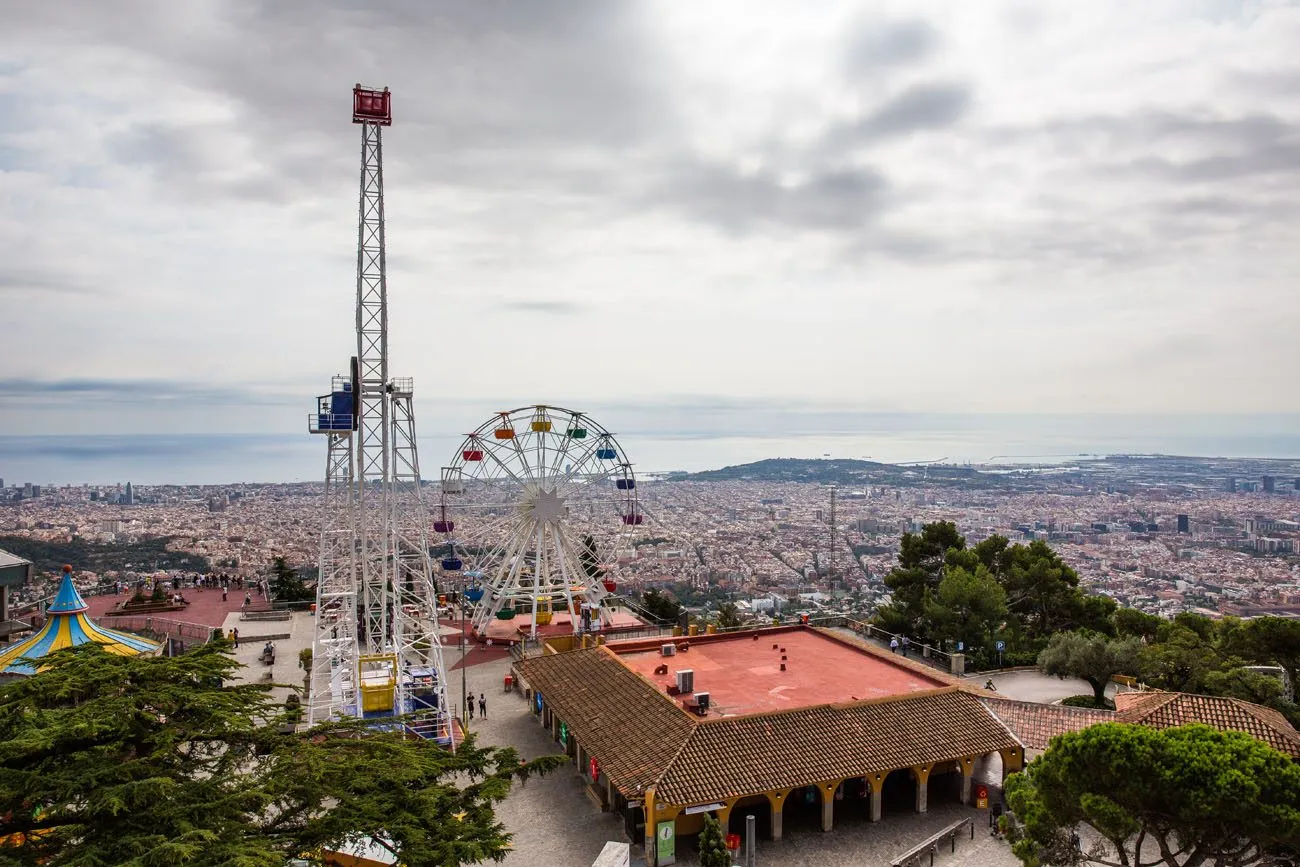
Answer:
3;0;1300;444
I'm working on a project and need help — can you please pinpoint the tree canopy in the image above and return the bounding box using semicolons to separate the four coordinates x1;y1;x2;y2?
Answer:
1005;723;1300;867
640;588;683;625
876;523;1114;665
268;555;313;603
1038;632;1144;707
0;643;562;866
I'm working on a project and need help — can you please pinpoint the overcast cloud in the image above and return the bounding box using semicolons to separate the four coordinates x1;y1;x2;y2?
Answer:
3;0;1300;443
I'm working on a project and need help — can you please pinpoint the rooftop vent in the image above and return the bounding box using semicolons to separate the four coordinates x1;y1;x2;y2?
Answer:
661;644;676;657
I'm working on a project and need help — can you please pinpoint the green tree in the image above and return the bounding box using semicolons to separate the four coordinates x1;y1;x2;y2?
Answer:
1113;608;1162;642
269;555;313;603
0;643;563;866
878;521;966;638
641;588;683;625
924;564;1008;651
1245;616;1300;692
715;602;742;630
579;534;607;582
1037;632;1143;707
698;813;731;867
1005;723;1300;867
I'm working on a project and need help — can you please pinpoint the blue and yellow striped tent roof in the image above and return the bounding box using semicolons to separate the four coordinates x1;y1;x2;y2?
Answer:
0;571;160;675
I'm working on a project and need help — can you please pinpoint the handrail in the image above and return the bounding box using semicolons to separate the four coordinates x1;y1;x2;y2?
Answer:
889;817;973;867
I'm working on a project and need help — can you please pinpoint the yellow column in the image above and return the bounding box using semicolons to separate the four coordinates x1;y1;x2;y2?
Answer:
912;763;934;813
714;797;738;830
645;788;682;867
865;772;885;822
819;779;843;832
765;788;793;841
999;747;1024;779
958;755;977;804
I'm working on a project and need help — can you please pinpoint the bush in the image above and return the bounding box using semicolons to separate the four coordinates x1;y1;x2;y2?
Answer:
1061;694;1114;710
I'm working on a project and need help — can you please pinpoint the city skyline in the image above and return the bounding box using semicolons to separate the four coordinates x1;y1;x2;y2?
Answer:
4;1;1300;444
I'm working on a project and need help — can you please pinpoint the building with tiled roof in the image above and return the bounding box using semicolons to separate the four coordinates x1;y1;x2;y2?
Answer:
515;625;1025;864
1114;691;1300;758
980;698;1115;751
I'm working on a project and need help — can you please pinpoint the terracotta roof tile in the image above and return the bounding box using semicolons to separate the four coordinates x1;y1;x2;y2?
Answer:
516;647;696;794
980;698;1115;751
655;688;1021;805
1115;691;1300;758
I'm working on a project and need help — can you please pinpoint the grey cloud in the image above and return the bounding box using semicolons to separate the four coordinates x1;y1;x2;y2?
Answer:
0;378;293;405
843;19;939;77
499;300;585;315
828;82;973;149
648;160;889;234
13;0;671;204
0;266;97;295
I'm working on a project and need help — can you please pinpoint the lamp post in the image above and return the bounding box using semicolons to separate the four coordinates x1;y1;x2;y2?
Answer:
460;583;468;733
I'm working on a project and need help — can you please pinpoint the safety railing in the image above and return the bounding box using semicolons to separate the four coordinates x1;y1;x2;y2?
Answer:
890;817;974;867
307;412;354;434
109;615;219;644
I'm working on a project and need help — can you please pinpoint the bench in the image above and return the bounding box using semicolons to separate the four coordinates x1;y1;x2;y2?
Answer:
889;818;973;867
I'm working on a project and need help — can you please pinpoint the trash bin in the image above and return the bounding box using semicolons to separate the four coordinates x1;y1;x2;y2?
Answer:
504;674;514;692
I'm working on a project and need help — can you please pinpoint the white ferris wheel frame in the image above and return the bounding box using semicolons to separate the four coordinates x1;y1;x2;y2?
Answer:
436;405;639;639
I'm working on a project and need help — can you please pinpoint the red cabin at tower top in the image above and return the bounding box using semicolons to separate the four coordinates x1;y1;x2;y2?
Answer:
352;85;392;125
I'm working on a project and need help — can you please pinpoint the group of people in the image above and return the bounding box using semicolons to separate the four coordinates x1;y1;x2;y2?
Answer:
465;692;488;721
888;634;911;656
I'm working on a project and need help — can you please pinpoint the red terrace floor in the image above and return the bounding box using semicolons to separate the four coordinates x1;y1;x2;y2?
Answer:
84;586;269;629
477;609;647;645
615;629;948;718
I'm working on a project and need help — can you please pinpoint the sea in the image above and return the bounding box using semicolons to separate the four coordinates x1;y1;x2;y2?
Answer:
3;413;1299;486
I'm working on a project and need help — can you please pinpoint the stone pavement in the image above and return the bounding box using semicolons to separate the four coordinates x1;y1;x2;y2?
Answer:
967;669;1121;705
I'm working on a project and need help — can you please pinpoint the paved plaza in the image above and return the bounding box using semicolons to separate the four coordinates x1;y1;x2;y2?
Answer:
227;622;1035;866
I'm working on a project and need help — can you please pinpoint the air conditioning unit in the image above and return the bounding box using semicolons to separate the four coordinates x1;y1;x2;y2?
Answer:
675;669;694;693
661;644;676;657
694;691;710;711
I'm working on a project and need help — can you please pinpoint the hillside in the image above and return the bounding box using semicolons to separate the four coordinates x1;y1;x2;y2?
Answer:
0;535;212;577
666;457;1001;487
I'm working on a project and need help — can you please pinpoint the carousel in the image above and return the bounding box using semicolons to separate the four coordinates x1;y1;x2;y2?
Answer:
0;565;161;676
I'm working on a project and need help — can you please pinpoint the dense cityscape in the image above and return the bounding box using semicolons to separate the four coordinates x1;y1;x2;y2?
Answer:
5;455;1300;624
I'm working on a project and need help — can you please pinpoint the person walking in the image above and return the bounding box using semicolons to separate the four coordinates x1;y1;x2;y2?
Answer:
478;693;486;719
222;586;228;602
901;635;910;657
243;592;251;609
465;695;475;721
889;637;899;654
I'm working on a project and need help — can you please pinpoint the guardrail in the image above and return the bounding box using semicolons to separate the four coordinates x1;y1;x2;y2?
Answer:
842;619;955;673
889;817;973;867
108;616;218;645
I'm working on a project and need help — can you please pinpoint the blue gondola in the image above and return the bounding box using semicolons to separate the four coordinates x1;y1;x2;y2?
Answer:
596;448;617;460
616;478;635;490
464;587;485;602
441;558;463;571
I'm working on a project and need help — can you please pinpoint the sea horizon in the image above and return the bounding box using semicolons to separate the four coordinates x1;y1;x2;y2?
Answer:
3;412;1299;487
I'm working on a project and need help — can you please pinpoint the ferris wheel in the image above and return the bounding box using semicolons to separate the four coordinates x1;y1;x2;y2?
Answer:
435;405;640;638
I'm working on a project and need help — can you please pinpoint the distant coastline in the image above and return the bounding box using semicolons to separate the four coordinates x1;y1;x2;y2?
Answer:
3;413;1300;486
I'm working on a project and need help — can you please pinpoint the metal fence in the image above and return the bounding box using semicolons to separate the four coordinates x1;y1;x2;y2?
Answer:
105;616;217;645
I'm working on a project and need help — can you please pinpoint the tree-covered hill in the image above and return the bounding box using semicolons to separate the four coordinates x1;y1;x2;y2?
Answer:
0;535;211;576
668;457;1001;487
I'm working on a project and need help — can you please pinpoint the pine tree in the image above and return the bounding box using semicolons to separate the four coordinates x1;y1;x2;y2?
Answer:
698;812;732;867
0;643;565;865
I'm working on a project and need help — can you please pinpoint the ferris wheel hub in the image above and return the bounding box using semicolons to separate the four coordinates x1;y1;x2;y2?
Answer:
524;487;568;525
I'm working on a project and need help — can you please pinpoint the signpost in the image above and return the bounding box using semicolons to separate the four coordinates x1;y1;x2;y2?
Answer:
656;820;676;866
996;640;1005;667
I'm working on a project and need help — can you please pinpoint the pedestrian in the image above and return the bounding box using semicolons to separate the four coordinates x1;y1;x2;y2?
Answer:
901;635;910;657
222;586;228;602
518;758;528;787
889;637;899;654
466;695;475;721
243;592;251;609
478;693;486;718
232;628;240;645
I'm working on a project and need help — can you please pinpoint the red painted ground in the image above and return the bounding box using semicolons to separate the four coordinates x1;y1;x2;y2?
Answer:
615;630;948;718
85;586;270;628
477;609;646;644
